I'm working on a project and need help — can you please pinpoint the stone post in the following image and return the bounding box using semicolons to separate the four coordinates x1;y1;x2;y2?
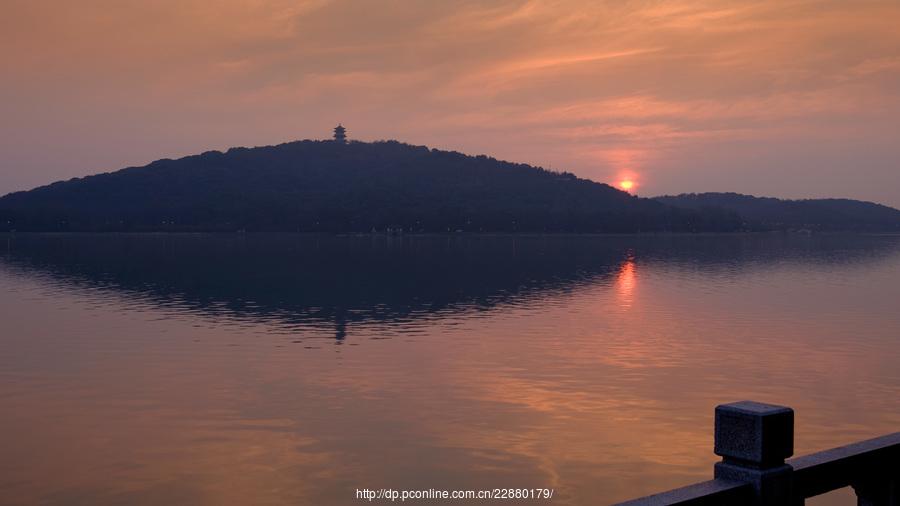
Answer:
713;401;795;505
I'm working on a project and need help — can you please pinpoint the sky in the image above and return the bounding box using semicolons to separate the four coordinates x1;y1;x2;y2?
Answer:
2;0;899;206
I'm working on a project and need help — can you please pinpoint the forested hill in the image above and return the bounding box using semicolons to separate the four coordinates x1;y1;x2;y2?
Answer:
655;192;900;231
0;140;741;233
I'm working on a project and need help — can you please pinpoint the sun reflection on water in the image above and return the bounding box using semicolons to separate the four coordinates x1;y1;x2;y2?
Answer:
615;256;636;310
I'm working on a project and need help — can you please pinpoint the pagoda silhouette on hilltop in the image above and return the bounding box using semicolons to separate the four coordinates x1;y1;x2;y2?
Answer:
333;124;347;144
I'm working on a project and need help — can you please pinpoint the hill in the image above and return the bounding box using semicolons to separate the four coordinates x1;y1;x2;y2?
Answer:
0;140;741;233
655;192;900;232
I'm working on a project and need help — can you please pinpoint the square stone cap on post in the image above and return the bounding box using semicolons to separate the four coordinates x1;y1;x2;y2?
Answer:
714;401;794;468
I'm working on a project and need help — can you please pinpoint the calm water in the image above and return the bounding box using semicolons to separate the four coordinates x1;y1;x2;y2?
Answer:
1;233;899;505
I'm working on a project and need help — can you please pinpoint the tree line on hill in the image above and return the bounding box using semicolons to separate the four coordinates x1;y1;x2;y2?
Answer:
1;139;897;233
0;140;741;233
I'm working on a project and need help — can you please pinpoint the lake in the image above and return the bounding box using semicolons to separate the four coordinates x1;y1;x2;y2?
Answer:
1;233;899;505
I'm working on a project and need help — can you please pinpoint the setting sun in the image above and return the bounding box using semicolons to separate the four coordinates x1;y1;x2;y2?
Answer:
619;180;635;191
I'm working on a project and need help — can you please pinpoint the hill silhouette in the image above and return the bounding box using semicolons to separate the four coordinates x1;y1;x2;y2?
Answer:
0;140;741;233
655;192;900;232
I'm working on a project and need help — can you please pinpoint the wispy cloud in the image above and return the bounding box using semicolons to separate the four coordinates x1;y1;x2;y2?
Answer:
1;0;899;205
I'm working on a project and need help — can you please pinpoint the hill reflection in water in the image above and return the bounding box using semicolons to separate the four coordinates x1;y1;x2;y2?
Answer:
3;233;899;342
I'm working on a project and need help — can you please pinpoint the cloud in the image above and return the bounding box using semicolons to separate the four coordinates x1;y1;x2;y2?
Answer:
1;0;899;205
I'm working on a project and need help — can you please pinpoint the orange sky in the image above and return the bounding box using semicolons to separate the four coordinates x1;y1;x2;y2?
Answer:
2;0;899;206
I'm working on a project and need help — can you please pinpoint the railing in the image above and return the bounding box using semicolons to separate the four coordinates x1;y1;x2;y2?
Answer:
615;401;900;505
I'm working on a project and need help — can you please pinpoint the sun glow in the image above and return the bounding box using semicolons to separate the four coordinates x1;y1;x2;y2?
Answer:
619;180;635;191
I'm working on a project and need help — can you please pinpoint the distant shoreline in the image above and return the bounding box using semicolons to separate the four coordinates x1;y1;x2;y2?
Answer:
3;230;898;238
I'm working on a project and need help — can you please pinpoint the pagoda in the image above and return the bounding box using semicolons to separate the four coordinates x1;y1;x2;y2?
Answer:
333;124;347;144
